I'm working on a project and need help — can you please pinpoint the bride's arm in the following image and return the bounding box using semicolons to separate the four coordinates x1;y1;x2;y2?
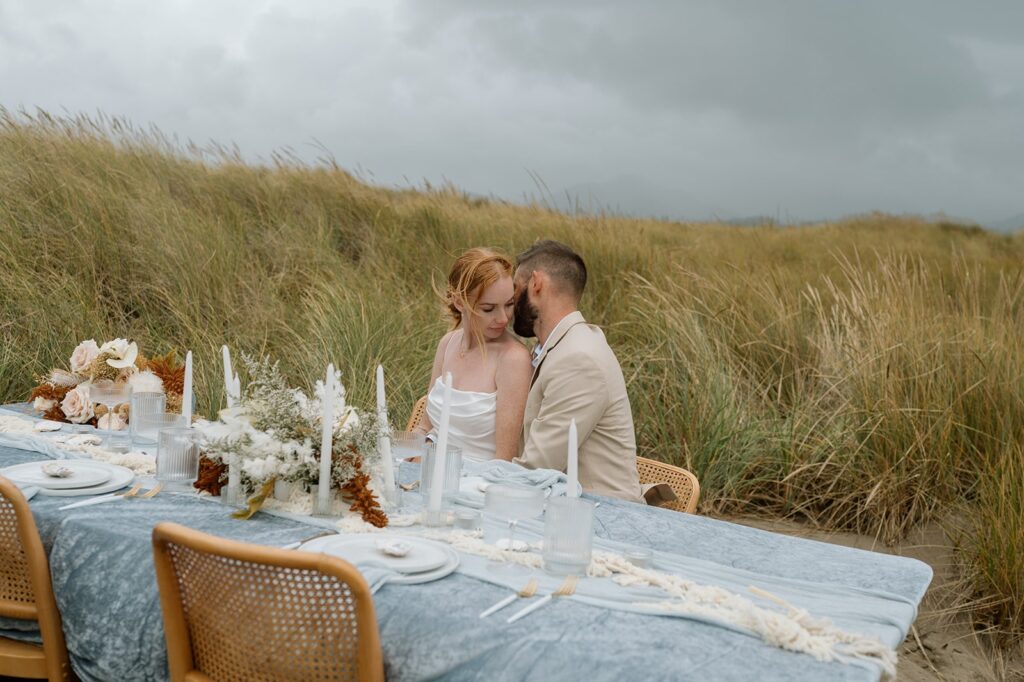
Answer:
415;331;455;434
493;343;532;461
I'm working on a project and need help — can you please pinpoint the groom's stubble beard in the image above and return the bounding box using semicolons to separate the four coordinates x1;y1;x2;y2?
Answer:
513;287;539;338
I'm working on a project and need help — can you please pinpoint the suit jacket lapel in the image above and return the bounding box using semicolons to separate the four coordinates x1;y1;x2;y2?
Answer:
529;311;586;388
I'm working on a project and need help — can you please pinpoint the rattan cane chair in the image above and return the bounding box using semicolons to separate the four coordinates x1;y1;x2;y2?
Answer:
152;522;384;682
636;457;701;514
0;477;72;681
405;395;428;433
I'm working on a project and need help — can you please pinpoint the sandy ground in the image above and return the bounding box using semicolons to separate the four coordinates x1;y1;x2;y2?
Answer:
724;515;1024;681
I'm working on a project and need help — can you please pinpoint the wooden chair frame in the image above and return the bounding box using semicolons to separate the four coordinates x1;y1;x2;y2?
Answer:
405;395;428;433
0;477;72;681
636;457;700;514
152;522;384;682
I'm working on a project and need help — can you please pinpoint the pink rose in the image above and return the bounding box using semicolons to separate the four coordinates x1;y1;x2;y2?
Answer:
97;412;127;431
70;340;100;374
60;385;95;424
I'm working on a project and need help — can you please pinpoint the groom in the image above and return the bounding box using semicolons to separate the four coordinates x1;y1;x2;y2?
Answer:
511;240;644;503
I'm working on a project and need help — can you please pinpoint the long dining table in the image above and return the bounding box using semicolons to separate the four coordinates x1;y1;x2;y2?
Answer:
0;404;931;682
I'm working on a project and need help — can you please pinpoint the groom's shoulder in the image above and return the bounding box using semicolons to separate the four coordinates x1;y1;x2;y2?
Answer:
562;320;612;353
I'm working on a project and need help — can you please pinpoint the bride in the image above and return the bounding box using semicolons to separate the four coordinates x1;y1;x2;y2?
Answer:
417;247;532;461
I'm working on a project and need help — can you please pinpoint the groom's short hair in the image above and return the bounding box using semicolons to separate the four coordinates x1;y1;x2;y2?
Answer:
516;240;587;301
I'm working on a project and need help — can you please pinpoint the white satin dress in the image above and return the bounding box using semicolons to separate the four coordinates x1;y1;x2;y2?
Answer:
425;376;498;461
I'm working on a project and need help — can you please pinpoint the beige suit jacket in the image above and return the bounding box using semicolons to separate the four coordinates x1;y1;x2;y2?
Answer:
514;311;644;503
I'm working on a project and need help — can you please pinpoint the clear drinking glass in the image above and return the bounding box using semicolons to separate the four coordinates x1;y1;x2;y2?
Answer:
90;379;132;448
134;413;186;443
129;392;166;440
542;497;595;575
156;427;199;489
392;431;426;462
484;484;546;573
420;443;462;504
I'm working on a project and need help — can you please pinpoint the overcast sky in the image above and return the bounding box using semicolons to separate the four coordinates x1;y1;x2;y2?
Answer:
2;1;1023;226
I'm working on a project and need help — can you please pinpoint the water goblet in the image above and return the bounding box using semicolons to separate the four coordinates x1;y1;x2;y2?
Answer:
90;379;132;448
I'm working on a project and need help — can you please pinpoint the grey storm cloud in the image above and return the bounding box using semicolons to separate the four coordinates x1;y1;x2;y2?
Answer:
1;0;1022;226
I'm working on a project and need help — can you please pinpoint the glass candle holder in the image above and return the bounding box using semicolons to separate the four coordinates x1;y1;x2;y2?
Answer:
156;427;199;488
542;497;595;576
129;392;166;440
419;442;462;510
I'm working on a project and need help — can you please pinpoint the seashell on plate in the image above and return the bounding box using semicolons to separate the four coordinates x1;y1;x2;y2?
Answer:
41;462;74;478
375;539;412;557
33;420;64;432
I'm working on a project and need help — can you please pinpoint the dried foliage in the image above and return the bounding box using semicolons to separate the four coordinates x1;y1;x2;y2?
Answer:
194;456;227;496
146;351;185;396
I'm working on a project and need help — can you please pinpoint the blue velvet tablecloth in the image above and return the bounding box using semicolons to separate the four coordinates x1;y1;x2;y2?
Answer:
0;405;931;682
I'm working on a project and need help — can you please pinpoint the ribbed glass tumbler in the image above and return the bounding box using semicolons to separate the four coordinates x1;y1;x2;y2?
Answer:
156;427;199;488
542;497;595;575
129;392;166;440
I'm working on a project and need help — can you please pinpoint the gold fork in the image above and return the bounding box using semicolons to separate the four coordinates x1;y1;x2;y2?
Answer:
119;483;144;499
479;578;539;618
139;483;163;499
506;575;578;623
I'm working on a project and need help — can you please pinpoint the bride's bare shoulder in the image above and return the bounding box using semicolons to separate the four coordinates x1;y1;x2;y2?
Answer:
496;334;531;363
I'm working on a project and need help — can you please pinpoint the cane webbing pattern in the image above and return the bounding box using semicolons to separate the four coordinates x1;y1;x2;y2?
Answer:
165;542;366;681
0;494;36;610
637;457;701;514
406;396;428;433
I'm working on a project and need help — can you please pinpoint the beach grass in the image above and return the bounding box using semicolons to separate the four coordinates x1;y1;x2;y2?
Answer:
2;109;1022;645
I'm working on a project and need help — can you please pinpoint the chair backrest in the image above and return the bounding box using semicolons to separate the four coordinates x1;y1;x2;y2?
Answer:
0;477;72;680
405;395;428;433
152;522;384;682
636;457;700;514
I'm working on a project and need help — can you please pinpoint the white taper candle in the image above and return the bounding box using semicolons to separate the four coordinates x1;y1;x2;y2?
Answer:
182;351;193;425
376;364;396;496
317;364;335;514
567;418;579;497
221;345;235;408
427;371;453;513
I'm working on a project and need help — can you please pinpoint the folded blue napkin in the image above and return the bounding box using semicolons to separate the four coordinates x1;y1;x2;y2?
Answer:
452;459;583;508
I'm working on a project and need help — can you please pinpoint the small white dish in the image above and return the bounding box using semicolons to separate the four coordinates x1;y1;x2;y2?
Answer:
300;535;452;576
1;461;112;490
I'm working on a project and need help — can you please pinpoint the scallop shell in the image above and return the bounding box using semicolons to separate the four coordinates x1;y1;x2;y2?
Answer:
41;462;74;478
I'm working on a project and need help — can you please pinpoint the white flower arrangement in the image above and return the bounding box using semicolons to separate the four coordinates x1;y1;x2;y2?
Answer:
197;356;387;524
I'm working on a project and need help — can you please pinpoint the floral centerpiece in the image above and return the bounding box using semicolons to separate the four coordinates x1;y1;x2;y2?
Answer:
29;338;183;430
196;356;388;527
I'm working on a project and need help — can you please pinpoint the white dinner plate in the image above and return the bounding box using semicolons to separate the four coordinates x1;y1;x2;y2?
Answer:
0;460;112;490
299;535;456;579
0;461;135;498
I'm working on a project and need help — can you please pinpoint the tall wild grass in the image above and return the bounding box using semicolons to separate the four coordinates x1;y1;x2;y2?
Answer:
1;110;1022;643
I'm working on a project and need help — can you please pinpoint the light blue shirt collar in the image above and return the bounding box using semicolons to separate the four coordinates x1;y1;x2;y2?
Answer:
530;313;575;368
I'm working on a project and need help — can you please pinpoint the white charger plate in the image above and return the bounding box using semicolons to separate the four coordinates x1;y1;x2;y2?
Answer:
0;461;135;497
299;535;459;584
0;460;112;490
